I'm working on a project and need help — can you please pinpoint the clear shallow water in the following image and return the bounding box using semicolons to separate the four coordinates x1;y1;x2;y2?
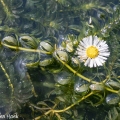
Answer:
0;0;120;120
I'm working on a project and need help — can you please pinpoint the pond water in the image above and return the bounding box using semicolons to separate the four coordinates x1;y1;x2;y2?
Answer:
0;0;120;120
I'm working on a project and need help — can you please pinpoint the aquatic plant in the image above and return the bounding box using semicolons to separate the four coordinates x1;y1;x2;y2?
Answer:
0;0;120;119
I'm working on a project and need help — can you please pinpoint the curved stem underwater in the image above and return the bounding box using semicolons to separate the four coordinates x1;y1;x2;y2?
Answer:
54;52;98;84
34;91;94;120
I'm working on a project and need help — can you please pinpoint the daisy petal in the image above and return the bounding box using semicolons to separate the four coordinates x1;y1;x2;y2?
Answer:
89;36;93;46
84;58;90;66
89;59;94;68
99;52;110;57
94;57;102;66
93;59;97;67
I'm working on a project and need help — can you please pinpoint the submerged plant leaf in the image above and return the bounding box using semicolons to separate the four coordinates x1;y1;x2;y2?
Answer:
105;107;119;120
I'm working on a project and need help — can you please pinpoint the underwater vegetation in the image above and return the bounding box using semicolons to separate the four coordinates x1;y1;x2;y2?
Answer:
0;0;120;119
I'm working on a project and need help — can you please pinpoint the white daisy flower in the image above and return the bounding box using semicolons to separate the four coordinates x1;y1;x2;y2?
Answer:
77;35;110;68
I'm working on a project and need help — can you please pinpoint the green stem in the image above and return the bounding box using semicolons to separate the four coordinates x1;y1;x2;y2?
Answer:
105;87;119;94
34;87;119;120
53;92;94;113
29;103;51;110
0;62;14;94
0;0;10;15
54;52;97;83
1;43;51;54
34;92;94;120
102;75;109;83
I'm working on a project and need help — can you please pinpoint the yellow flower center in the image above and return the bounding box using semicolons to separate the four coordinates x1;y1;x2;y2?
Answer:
86;46;99;58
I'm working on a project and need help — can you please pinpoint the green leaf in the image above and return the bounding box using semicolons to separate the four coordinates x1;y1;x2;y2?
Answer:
56;96;66;102
105;107;119;120
37;101;49;107
68;25;81;33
